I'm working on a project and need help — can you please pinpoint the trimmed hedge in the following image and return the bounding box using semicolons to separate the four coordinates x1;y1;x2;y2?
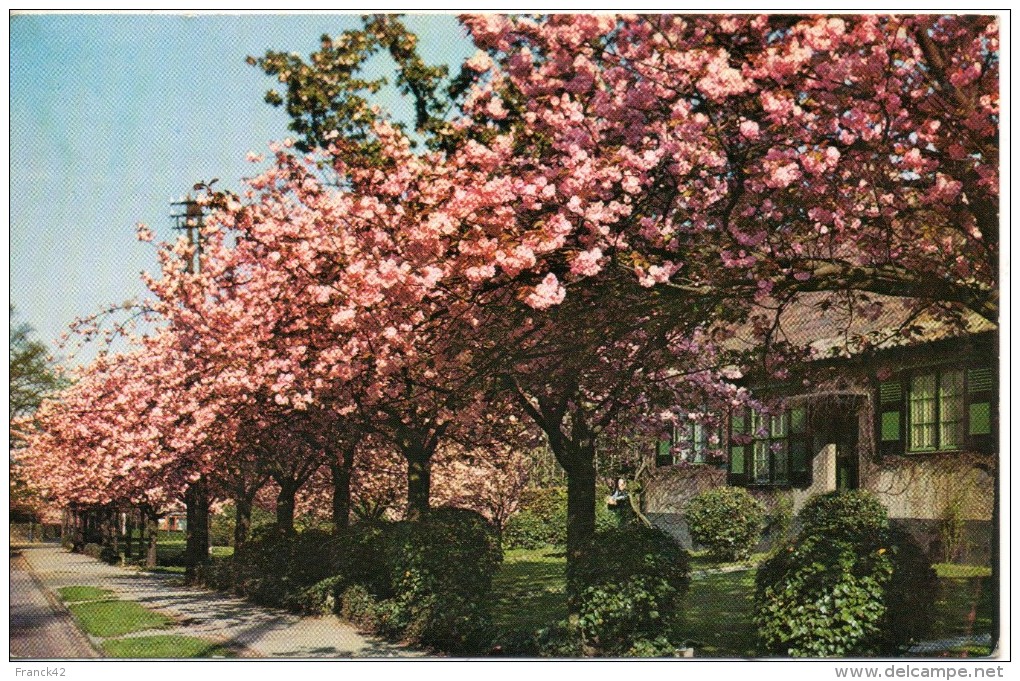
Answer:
754;491;937;657
503;486;618;550
384;507;503;654
200;506;504;656
684;487;765;561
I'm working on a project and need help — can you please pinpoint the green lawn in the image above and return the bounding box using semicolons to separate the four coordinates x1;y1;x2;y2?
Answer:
928;575;995;654
67;600;173;637
934;563;993;579
490;549;995;658
492;548;568;642
491;547;759;657
155;532;233;567
688;550;768;573
673;568;758;657
101;635;237;658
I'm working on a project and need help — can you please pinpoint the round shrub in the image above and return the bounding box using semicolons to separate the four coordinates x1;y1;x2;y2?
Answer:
754;491;937;657
571;525;691;656
797;490;889;543
755;533;892;656
685;487;765;561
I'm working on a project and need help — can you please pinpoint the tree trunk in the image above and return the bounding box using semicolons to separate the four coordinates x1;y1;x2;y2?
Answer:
330;453;354;532
145;509;159;568
275;480;299;535
108;509;119;555
563;451;597;602
404;447;432;522
185;478;211;583
124;511;134;560
234;496;254;550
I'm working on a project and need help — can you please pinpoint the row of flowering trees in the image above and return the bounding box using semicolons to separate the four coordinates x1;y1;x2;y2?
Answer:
20;14;997;583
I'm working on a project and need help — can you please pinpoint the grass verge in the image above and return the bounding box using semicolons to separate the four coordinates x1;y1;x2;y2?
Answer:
57;586;114;602
67;600;173;638
101;635;237;658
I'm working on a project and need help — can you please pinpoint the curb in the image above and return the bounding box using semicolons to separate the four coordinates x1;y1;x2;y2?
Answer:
11;546;102;659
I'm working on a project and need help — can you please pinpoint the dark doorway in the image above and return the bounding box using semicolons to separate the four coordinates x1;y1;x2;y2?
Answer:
811;397;861;491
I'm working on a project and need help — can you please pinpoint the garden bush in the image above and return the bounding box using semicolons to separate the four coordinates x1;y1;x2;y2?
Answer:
299;575;349;615
194;557;235;592
684;487;765;561
571;524;691;656
384;507;503;654
754;491;937;657
504;486;618;549
231;527;345;610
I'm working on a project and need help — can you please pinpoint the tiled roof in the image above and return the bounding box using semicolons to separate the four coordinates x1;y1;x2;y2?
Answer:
723;292;996;360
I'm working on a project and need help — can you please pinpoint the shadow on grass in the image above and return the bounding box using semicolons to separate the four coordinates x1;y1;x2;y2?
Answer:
491;548;567;648
672;568;758;658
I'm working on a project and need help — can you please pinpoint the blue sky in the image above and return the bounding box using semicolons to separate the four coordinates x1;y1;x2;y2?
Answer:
9;13;476;358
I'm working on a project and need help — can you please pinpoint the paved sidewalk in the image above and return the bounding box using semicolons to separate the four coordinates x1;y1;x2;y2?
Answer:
10;548;99;659
12;543;422;658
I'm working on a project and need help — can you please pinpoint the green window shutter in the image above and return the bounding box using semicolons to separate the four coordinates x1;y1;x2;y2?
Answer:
655;438;673;467
967;367;996;451
728;409;749;486
967;367;994;392
877;378;905;457
790;437;813;488
881;412;901;441
969;403;992;435
730;446;745;475
790;406;807;434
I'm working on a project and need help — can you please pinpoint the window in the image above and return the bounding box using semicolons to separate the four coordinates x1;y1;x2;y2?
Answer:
729;405;811;487
654;419;720;467
877;365;995;456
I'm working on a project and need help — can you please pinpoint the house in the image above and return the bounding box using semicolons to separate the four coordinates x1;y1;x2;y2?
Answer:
643;294;998;565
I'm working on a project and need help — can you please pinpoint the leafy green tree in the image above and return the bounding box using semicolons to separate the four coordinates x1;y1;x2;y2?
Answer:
10;305;63;424
249;14;458;157
10;305;64;520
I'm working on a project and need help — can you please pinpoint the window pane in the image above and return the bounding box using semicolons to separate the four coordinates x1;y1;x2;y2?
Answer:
731;446;745;474
752;410;764;437
969;402;992;435
771;412;788;438
910;374;936;451
754;441;770;483
772;442;789;484
732;413;746;434
939;370;964;450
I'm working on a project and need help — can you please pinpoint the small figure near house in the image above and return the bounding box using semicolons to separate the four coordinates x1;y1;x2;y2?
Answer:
607;477;634;525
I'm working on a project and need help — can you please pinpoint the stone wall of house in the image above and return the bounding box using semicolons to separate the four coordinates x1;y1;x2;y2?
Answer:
863;453;995;522
643;464;727;515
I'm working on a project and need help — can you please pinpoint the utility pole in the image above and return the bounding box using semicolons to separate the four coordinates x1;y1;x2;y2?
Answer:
170;192;212;582
170;195;204;274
